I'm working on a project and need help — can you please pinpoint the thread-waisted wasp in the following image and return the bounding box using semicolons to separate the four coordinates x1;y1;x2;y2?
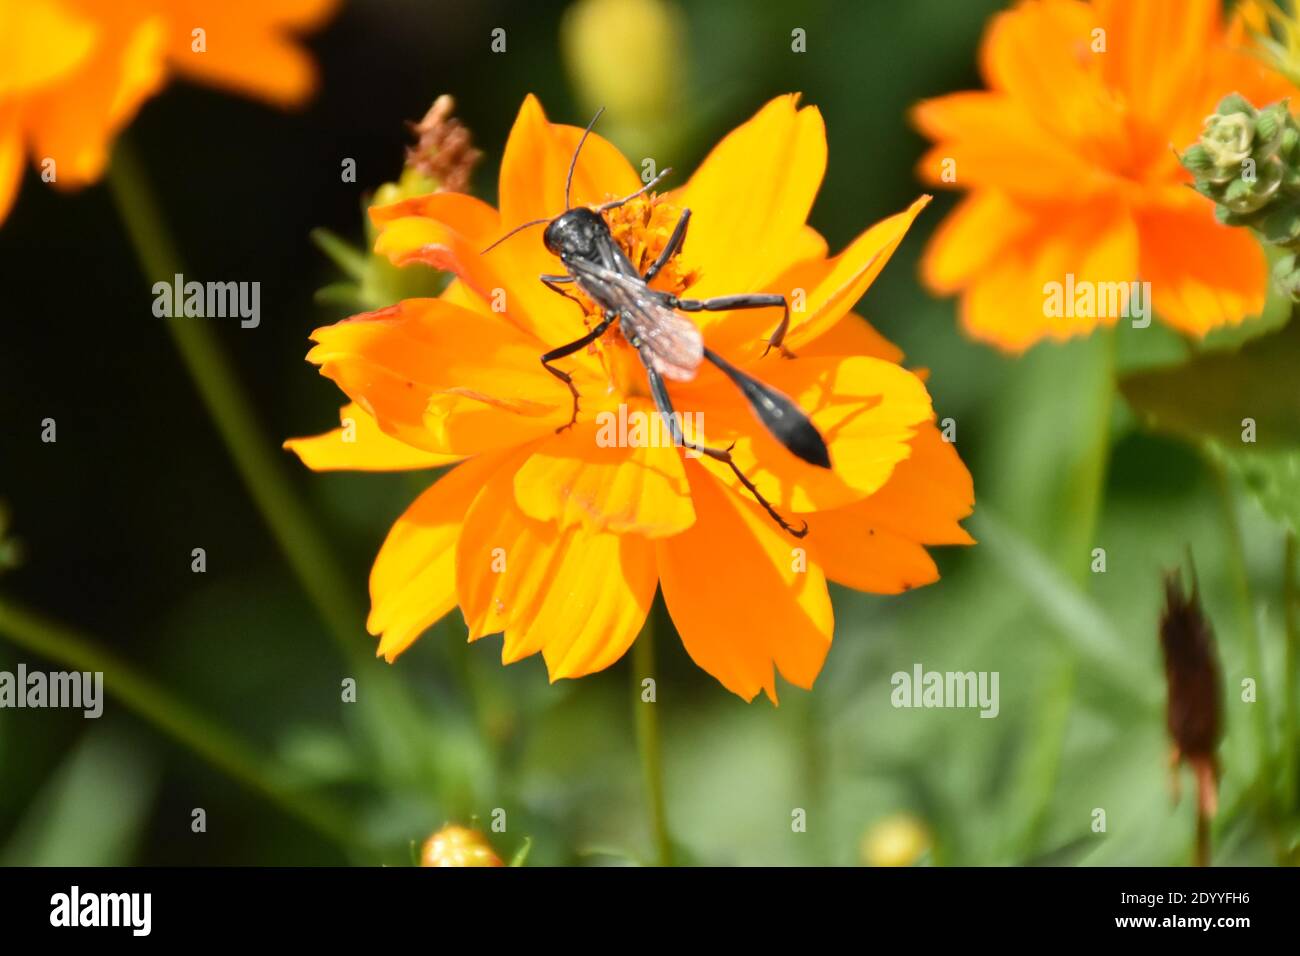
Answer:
482;110;831;537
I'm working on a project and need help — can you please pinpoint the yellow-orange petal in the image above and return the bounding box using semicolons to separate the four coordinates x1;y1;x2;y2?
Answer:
958;198;1138;351
28;13;167;187
0;0;97;98
161;0;338;107
0;106;22;224
512;402;695;538
978;0;1130;161
533;531;657;681
306;299;581;455
370;190;501;242
368;453;503;661
669;94;827;301
657;462;833;703
921;191;1037;295
491;95;644;347
373;188;605;363
1094;0;1219;140
1137;199;1268;336
796;312;904;363
912;92;1105;199
805;423;974;594
679;354;933;514
707;195;929;359
497;93;642;229
456;465;656;678
284;402;459;471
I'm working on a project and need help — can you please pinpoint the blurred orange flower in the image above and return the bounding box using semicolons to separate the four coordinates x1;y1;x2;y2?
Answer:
0;0;336;223
287;95;974;703
913;0;1290;351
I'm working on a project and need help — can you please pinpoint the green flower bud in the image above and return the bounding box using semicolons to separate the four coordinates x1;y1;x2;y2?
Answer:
1213;203;1254;228
1221;157;1284;216
1259;202;1300;246
1272;252;1300;300
1181;143;1215;174
1284;163;1300;194
1223;176;1254;212
1283;125;1300;160
1255;105;1284;150
1215;93;1257;118
1201;111;1256;168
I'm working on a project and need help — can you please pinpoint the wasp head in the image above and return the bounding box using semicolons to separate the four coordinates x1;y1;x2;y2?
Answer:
543;207;609;260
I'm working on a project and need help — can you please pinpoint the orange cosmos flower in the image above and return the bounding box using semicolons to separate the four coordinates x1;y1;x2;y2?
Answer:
913;0;1291;351
287;95;974;703
0;0;336;223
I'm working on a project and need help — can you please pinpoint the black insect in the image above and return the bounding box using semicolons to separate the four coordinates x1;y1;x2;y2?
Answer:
482;109;831;537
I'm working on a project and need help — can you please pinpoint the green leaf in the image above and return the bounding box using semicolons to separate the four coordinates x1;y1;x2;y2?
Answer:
1;728;157;866
310;228;370;280
1210;444;1300;533
509;836;533;867
1119;318;1300;449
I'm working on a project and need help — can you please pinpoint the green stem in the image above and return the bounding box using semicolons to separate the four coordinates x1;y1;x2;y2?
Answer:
1209;458;1274;817
0;595;356;850
105;140;364;660
1283;531;1298;813
1019;331;1116;854
1064;330;1118;568
632;611;673;866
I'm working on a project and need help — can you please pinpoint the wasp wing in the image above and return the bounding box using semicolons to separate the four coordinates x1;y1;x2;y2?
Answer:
569;260;703;382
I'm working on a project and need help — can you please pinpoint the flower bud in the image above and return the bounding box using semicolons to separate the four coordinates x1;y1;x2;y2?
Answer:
419;825;505;867
1180;143;1214;174
1159;564;1221;822
1273;251;1300;299
403;94;482;195
561;0;686;160
859;813;931;867
1201;111;1256;168
1253;101;1288;155
1215;92;1257;118
1182;94;1300;297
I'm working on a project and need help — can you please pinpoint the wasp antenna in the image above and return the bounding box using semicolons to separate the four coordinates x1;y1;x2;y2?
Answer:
595;167;673;212
480;216;552;255
565;106;606;209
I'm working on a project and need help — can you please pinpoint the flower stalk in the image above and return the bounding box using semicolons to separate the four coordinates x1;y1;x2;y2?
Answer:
106;139;367;661
633;610;673;866
0;595;356;849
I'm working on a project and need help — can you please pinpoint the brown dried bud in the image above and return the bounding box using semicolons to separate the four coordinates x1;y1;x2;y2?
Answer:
1158;564;1222;822
405;94;482;194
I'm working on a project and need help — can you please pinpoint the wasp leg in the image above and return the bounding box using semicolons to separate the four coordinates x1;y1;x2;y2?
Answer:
639;346;808;539
642;209;691;283
540;273;590;321
671;292;794;358
541;311;616;431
